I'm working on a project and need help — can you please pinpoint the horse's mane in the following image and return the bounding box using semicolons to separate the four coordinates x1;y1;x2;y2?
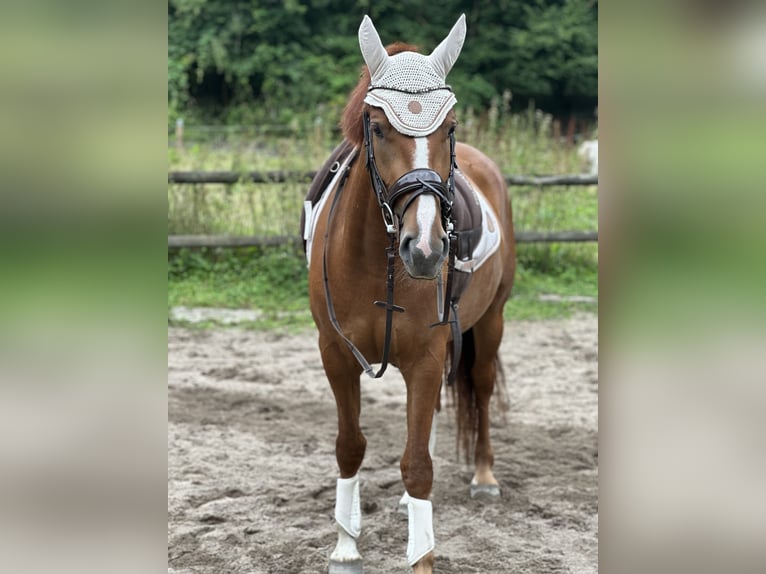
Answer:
340;42;420;146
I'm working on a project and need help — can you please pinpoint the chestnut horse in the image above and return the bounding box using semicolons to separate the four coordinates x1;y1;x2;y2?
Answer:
305;14;515;574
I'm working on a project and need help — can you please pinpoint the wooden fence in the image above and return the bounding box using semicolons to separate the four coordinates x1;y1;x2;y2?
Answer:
168;171;597;187
168;171;597;248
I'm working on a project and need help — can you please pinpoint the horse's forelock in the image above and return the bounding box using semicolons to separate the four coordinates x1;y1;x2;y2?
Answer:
341;42;420;146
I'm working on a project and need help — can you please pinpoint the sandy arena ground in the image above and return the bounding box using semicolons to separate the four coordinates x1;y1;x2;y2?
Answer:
168;313;598;573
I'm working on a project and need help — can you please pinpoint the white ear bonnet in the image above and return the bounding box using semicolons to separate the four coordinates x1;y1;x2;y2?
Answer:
358;14;466;137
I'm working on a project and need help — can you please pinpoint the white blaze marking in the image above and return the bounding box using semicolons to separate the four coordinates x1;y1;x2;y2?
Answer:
413;137;430;169
415;195;437;257
411;137;439;257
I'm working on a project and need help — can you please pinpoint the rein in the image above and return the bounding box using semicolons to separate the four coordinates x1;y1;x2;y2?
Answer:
321;111;463;382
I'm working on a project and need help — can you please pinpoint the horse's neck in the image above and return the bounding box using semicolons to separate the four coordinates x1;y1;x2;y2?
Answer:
332;164;390;263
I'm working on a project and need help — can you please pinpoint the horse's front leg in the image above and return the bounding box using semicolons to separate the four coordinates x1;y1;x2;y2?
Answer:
400;356;444;574
321;338;366;574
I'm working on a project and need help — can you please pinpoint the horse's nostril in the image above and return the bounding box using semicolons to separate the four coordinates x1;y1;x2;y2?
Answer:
400;235;413;254
442;236;449;256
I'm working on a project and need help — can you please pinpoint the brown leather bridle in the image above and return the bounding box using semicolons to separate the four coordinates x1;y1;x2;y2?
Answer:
362;110;457;236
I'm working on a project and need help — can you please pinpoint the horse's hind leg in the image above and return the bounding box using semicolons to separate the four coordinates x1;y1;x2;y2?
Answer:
468;305;506;498
321;339;366;574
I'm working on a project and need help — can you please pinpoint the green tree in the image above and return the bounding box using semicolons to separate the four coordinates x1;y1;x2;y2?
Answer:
168;0;597;124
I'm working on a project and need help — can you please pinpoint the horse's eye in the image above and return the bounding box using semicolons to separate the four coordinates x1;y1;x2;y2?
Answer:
372;124;384;139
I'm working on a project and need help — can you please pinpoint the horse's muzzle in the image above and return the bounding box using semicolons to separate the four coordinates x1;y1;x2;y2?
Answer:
386;169;451;279
399;229;449;279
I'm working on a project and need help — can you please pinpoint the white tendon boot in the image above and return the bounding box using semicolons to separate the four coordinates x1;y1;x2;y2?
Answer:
330;474;363;573
406;496;434;566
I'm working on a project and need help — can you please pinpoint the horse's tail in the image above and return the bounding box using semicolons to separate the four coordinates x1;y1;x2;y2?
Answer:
449;328;508;464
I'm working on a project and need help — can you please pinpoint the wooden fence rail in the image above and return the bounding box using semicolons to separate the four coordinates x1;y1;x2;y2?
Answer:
168;171;598;187
168;171;597;247
168;230;597;249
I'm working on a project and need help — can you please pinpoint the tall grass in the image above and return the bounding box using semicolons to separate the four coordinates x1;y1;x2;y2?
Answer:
168;103;596;234
168;98;595;173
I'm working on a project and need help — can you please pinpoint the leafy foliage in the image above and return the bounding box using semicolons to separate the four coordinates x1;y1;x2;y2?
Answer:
168;0;597;124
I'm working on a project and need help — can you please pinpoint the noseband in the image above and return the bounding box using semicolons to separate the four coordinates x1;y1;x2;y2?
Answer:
363;111;457;235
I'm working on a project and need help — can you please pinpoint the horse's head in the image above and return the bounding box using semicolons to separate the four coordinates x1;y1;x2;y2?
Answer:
358;15;466;280
364;106;457;279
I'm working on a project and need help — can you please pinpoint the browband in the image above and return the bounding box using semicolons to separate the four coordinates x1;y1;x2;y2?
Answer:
367;85;452;94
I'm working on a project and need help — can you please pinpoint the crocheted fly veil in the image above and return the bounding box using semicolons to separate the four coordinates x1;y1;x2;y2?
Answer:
359;14;466;137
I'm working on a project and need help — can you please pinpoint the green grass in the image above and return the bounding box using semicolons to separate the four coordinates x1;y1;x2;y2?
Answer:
169;315;314;333
168;106;597;327
168;245;308;311
505;259;598;321
168;244;597;328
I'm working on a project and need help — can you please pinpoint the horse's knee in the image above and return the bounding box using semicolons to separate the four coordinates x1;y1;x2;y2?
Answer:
337;432;366;477
400;450;433;499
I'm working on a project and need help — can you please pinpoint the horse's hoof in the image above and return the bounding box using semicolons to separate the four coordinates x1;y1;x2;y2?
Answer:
470;482;501;499
328;559;363;574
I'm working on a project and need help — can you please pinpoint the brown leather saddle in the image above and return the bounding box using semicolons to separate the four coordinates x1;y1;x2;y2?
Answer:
450;171;483;265
302;140;485;291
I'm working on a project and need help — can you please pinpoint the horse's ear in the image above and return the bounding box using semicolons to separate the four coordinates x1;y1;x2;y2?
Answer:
428;14;467;79
358;15;389;82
